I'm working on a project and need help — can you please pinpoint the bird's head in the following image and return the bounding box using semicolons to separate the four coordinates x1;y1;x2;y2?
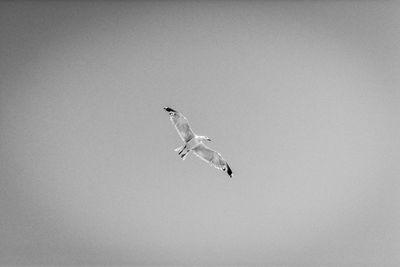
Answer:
199;136;212;142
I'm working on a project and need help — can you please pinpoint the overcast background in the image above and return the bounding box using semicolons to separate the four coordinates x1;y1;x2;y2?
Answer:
1;1;399;266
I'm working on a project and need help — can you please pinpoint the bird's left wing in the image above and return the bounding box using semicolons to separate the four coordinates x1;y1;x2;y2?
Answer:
164;107;195;143
192;143;233;178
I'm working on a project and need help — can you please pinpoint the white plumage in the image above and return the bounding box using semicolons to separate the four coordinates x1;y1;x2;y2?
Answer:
164;107;233;178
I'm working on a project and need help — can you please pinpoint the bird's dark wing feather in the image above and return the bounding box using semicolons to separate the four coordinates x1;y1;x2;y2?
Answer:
164;107;195;142
192;143;233;178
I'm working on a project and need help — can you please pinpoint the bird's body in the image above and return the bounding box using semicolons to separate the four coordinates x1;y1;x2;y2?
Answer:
164;107;233;178
183;136;199;151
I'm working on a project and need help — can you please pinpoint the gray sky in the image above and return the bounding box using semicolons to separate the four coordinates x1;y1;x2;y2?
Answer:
1;1;399;266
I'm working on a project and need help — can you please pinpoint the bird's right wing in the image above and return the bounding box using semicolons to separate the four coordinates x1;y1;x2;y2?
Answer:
164;107;195;143
192;143;233;178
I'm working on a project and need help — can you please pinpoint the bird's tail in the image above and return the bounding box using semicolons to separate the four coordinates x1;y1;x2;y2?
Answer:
181;151;189;160
174;146;184;152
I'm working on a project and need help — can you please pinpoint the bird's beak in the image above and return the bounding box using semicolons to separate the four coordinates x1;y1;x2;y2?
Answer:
207;138;212;141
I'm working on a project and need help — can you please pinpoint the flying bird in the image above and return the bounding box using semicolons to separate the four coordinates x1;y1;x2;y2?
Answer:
164;107;233;178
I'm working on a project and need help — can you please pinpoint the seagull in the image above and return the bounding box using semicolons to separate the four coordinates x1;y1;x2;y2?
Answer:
164;107;233;178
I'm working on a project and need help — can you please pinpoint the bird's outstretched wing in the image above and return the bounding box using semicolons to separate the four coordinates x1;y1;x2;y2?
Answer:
192;143;233;178
164;107;195;142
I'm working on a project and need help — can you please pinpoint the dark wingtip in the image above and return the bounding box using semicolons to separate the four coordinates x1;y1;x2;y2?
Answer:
226;164;233;178
163;107;176;112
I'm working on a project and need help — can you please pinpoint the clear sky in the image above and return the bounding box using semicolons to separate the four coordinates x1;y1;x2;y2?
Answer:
1;1;399;266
